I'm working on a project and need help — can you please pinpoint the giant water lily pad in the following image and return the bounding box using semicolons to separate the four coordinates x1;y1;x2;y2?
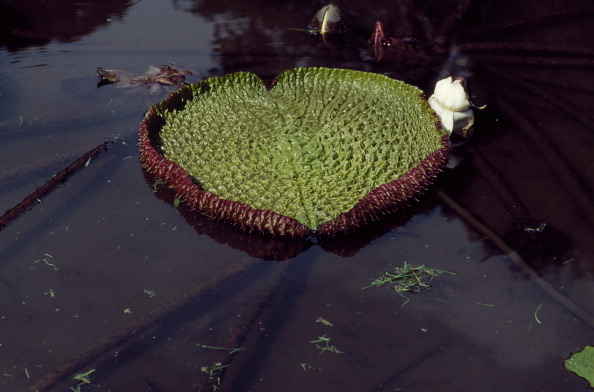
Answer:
565;346;594;387
140;67;448;237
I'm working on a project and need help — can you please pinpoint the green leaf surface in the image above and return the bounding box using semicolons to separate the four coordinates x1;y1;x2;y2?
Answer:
155;68;445;230
565;345;594;387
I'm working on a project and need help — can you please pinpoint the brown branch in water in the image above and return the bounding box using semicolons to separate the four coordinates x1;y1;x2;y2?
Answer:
437;190;594;329
28;258;257;392
0;140;116;232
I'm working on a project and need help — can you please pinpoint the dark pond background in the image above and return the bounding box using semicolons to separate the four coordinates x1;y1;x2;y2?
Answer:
1;0;594;391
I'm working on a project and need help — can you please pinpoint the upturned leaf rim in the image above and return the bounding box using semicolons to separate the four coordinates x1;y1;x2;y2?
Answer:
139;67;448;237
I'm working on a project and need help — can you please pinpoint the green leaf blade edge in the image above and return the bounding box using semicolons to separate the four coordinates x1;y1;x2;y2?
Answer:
565;345;594;388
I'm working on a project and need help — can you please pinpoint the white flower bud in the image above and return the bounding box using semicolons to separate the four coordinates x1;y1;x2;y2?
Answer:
428;76;474;137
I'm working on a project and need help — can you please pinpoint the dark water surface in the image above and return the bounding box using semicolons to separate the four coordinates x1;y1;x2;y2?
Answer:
1;0;594;391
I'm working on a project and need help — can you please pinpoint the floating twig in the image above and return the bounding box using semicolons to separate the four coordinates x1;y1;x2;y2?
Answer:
0;140;116;232
534;303;543;324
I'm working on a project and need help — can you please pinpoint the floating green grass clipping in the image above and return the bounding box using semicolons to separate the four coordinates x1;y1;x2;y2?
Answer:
140;67;448;237
565;345;594;387
363;262;455;305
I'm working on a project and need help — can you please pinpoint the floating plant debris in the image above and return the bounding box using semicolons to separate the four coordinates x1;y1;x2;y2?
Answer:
97;64;192;88
140;67;448;237
309;335;344;355
363;262;455;305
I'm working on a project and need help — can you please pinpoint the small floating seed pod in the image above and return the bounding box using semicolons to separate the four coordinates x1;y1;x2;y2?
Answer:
428;76;474;137
139;68;448;238
309;4;347;34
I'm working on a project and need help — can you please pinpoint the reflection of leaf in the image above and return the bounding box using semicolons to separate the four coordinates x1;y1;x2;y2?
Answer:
141;67;448;236
440;1;594;279
565;346;594;387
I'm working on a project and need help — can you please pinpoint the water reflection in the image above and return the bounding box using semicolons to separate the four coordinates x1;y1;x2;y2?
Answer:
1;1;594;391
147;165;439;259
175;0;478;83
0;0;136;51
167;0;594;275
447;0;594;279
